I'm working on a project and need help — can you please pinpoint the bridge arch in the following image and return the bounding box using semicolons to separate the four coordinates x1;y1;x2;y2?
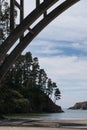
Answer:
0;0;80;81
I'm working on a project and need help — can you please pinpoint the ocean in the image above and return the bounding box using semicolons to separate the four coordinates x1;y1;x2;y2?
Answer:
4;109;87;129
28;109;87;120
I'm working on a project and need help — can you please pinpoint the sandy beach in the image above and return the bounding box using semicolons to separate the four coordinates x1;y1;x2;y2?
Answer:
0;119;87;130
0;127;86;130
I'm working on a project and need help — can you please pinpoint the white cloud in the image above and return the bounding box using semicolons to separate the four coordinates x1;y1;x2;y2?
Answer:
35;0;87;42
39;56;87;81
72;41;87;53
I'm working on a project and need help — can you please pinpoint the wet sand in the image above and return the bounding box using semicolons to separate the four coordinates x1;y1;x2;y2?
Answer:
0;119;87;129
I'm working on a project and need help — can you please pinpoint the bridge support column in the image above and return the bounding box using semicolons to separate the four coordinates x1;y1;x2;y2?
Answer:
10;0;15;32
44;0;47;17
10;0;24;34
36;0;47;17
36;0;40;7
20;0;24;41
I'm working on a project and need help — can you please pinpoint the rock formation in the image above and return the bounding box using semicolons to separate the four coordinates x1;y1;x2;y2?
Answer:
69;101;87;110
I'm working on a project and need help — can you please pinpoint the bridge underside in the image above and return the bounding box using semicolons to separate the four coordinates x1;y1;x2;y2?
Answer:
0;0;80;82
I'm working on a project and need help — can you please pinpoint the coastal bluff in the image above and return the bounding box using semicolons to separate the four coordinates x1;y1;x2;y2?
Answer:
43;96;63;113
69;101;87;110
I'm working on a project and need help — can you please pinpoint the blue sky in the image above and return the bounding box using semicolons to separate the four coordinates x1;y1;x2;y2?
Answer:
20;0;87;108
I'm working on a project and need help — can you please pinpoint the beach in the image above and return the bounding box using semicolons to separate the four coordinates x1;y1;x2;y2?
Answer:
0;127;86;130
0;119;87;130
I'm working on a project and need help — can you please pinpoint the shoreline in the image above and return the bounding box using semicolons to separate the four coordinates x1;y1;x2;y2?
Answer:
0;118;87;129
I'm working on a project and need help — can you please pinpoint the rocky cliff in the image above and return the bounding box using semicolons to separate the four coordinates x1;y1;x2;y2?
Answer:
69;101;87;110
42;95;63;113
30;92;64;113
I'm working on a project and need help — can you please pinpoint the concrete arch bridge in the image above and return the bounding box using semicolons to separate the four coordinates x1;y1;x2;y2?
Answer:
0;0;80;82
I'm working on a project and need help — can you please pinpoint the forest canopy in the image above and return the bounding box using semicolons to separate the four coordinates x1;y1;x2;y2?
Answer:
0;52;61;114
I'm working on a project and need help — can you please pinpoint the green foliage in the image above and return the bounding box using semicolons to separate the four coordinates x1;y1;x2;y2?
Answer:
0;52;61;114
13;98;30;113
5;52;60;99
54;88;61;103
0;82;30;114
46;78;53;96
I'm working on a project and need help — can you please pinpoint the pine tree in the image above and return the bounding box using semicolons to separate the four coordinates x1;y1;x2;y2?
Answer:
38;69;48;91
32;57;40;86
54;88;61;103
46;78;53;96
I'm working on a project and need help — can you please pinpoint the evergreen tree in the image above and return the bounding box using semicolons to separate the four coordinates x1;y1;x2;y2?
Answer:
23;52;33;86
54;88;61;103
38;69;47;91
32;57;40;85
46;78;53;96
0;52;61;114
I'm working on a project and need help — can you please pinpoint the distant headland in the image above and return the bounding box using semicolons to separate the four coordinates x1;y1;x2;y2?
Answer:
69;101;87;110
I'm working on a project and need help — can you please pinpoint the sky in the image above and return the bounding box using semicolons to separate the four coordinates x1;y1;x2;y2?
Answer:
16;0;87;108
